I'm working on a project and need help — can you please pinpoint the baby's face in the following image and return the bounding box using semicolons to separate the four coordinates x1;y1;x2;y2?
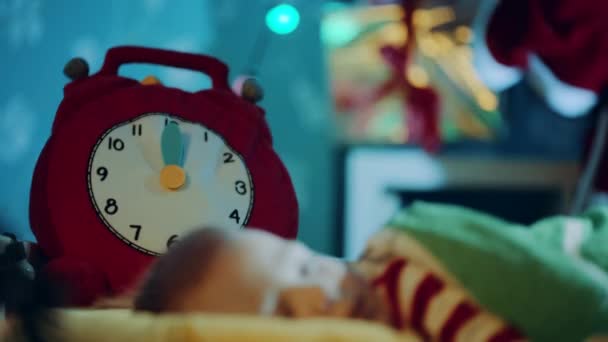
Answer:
158;228;384;320
234;229;349;305
232;230;385;320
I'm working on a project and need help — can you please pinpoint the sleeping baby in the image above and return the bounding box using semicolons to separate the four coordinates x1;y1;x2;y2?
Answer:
101;202;608;341
5;203;607;341
124;226;524;342
132;227;388;321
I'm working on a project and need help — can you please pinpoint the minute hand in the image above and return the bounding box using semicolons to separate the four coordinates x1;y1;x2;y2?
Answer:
161;121;184;166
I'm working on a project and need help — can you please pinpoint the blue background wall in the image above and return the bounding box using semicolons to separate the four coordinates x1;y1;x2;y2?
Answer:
0;0;339;254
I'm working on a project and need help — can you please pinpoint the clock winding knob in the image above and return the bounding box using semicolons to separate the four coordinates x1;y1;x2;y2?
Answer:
241;78;264;103
141;75;162;86
63;57;89;81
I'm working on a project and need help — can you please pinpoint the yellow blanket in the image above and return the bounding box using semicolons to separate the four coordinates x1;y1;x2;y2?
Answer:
5;309;421;342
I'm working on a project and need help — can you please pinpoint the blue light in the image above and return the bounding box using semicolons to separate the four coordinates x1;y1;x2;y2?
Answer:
266;4;300;35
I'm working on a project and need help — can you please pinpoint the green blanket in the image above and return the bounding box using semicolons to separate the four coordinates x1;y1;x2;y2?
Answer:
389;202;608;342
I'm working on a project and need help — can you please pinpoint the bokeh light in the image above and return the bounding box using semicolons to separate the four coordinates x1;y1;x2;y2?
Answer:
266;4;300;35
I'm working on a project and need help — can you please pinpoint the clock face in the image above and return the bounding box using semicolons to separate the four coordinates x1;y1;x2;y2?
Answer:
87;112;254;255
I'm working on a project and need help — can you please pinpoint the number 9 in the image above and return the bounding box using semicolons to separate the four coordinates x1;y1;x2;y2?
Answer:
96;166;108;181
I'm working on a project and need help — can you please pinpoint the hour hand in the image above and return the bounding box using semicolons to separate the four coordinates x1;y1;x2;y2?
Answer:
160;121;186;190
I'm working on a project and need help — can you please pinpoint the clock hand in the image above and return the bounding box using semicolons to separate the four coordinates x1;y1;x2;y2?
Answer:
160;120;186;191
161;121;183;167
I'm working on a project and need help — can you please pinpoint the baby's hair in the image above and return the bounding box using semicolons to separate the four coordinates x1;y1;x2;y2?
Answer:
134;227;231;313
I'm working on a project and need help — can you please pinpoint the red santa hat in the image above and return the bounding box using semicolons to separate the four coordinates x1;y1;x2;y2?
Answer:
472;0;608;118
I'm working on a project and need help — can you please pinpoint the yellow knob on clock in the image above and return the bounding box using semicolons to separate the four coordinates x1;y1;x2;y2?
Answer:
160;165;186;190
141;75;162;86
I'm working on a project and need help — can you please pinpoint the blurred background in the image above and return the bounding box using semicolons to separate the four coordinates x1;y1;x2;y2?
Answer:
1;0;606;259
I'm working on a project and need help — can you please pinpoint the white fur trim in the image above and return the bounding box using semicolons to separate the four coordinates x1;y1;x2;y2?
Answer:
527;54;597;118
471;0;523;92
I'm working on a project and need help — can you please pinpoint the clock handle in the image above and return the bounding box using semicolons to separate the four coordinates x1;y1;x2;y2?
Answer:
99;46;231;91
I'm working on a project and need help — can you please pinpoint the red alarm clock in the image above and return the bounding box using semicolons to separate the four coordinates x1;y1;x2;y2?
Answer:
29;46;298;305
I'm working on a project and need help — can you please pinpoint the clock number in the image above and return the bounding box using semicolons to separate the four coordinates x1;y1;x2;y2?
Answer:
229;209;241;224
104;198;118;215
96;166;108;181
129;225;142;241
164;118;178;126
235;180;247;195
132;124;142;136
203;131;208;142
108;137;124;151
223;152;235;163
167;235;179;248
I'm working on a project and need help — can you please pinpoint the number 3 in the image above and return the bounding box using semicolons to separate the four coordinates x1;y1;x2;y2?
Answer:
235;180;247;195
